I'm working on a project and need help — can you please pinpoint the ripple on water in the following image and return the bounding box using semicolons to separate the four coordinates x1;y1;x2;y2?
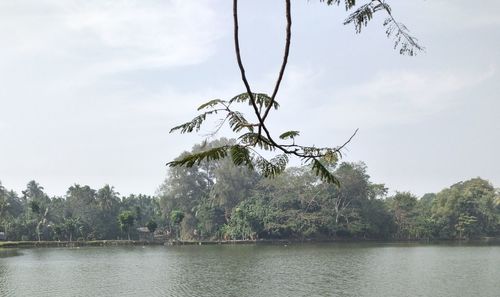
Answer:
0;244;499;297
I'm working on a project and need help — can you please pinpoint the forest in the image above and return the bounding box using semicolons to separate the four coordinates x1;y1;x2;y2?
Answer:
1;139;499;242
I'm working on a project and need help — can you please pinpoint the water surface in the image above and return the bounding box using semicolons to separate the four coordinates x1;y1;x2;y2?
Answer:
0;243;499;297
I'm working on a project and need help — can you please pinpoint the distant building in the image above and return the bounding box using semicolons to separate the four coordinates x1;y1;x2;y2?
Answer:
136;227;152;241
0;232;5;241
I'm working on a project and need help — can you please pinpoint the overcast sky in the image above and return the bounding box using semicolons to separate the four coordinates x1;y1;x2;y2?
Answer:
1;0;499;197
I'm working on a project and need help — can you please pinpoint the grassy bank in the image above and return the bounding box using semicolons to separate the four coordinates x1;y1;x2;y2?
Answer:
1;237;499;249
0;240;163;248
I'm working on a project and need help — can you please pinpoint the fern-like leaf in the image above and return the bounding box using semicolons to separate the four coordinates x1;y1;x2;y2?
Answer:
238;133;274;151
383;18;423;56
229;93;279;110
311;159;340;186
230;145;254;169
169;110;218;134
255;154;289;178
197;99;226;111
343;3;374;33
227;111;251;133
342;1;423;56
166;146;229;167
319;0;356;10
279;130;300;140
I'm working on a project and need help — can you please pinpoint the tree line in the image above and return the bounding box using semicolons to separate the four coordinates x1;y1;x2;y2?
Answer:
1;139;499;242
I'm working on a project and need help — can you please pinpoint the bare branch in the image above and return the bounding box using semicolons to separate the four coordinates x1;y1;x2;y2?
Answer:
261;0;292;125
233;0;264;129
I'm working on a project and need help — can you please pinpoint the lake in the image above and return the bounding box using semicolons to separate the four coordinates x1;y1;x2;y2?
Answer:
1;243;499;297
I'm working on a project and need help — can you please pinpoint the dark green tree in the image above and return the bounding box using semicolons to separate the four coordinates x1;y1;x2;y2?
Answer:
118;211;135;240
146;220;158;240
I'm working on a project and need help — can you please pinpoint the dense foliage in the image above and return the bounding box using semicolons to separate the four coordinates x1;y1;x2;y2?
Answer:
1;140;498;242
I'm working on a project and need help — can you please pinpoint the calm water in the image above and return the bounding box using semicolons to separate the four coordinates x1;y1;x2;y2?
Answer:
1;243;499;297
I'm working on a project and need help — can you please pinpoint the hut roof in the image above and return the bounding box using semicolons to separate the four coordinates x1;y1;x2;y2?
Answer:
136;227;150;233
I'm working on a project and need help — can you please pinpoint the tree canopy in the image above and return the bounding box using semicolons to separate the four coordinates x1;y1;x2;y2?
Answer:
1;141;498;242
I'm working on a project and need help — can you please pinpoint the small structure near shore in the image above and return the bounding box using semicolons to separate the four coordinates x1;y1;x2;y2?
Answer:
136;227;152;241
0;232;6;241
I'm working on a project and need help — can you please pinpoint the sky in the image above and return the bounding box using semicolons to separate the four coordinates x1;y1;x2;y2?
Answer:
0;0;499;197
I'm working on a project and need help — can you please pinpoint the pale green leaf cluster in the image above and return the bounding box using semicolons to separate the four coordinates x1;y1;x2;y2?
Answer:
320;0;423;56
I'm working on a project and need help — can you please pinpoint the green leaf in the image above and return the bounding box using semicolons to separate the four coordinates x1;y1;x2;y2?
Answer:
166;146;229;167
255;154;288;178
311;159;340;186
238;133;274;151
230;145;254;169
320;0;356;10
227;111;251;133
279;130;300;140
383;18;424;56
169;110;218;134
343;3;374;33
229;92;279;110
197;99;226;111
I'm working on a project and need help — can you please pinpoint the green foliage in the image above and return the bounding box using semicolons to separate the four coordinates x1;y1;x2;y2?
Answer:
168;0;423;186
1;155;497;242
311;159;340;186
169;210;184;226
118;211;135;240
167;146;230;168
279;130;300;140
146;220;158;234
229;92;279;110
431;178;499;239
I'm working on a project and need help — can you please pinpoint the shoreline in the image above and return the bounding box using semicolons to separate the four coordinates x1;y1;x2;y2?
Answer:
1;237;499;249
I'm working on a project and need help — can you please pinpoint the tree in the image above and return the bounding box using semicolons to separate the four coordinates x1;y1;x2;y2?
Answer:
0;182;10;238
118;211;135;240
167;0;422;185
169;210;184;240
146;220;158;240
63;217;81;242
432;178;499;239
387;192;419;240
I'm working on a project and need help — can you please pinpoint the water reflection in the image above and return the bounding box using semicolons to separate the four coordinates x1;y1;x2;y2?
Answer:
0;249;21;258
0;244;498;297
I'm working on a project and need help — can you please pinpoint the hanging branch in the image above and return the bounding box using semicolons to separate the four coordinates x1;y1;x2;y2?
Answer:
167;0;423;185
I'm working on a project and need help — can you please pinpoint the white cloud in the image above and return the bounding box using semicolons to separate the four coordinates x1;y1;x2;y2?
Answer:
0;0;224;74
292;66;497;128
430;0;500;29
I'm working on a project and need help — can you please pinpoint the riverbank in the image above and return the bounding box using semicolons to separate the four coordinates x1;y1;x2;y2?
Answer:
0;240;162;248
0;239;292;248
1;237;499;248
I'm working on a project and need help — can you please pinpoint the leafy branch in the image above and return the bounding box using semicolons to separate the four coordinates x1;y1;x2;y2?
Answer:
167;0;422;184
